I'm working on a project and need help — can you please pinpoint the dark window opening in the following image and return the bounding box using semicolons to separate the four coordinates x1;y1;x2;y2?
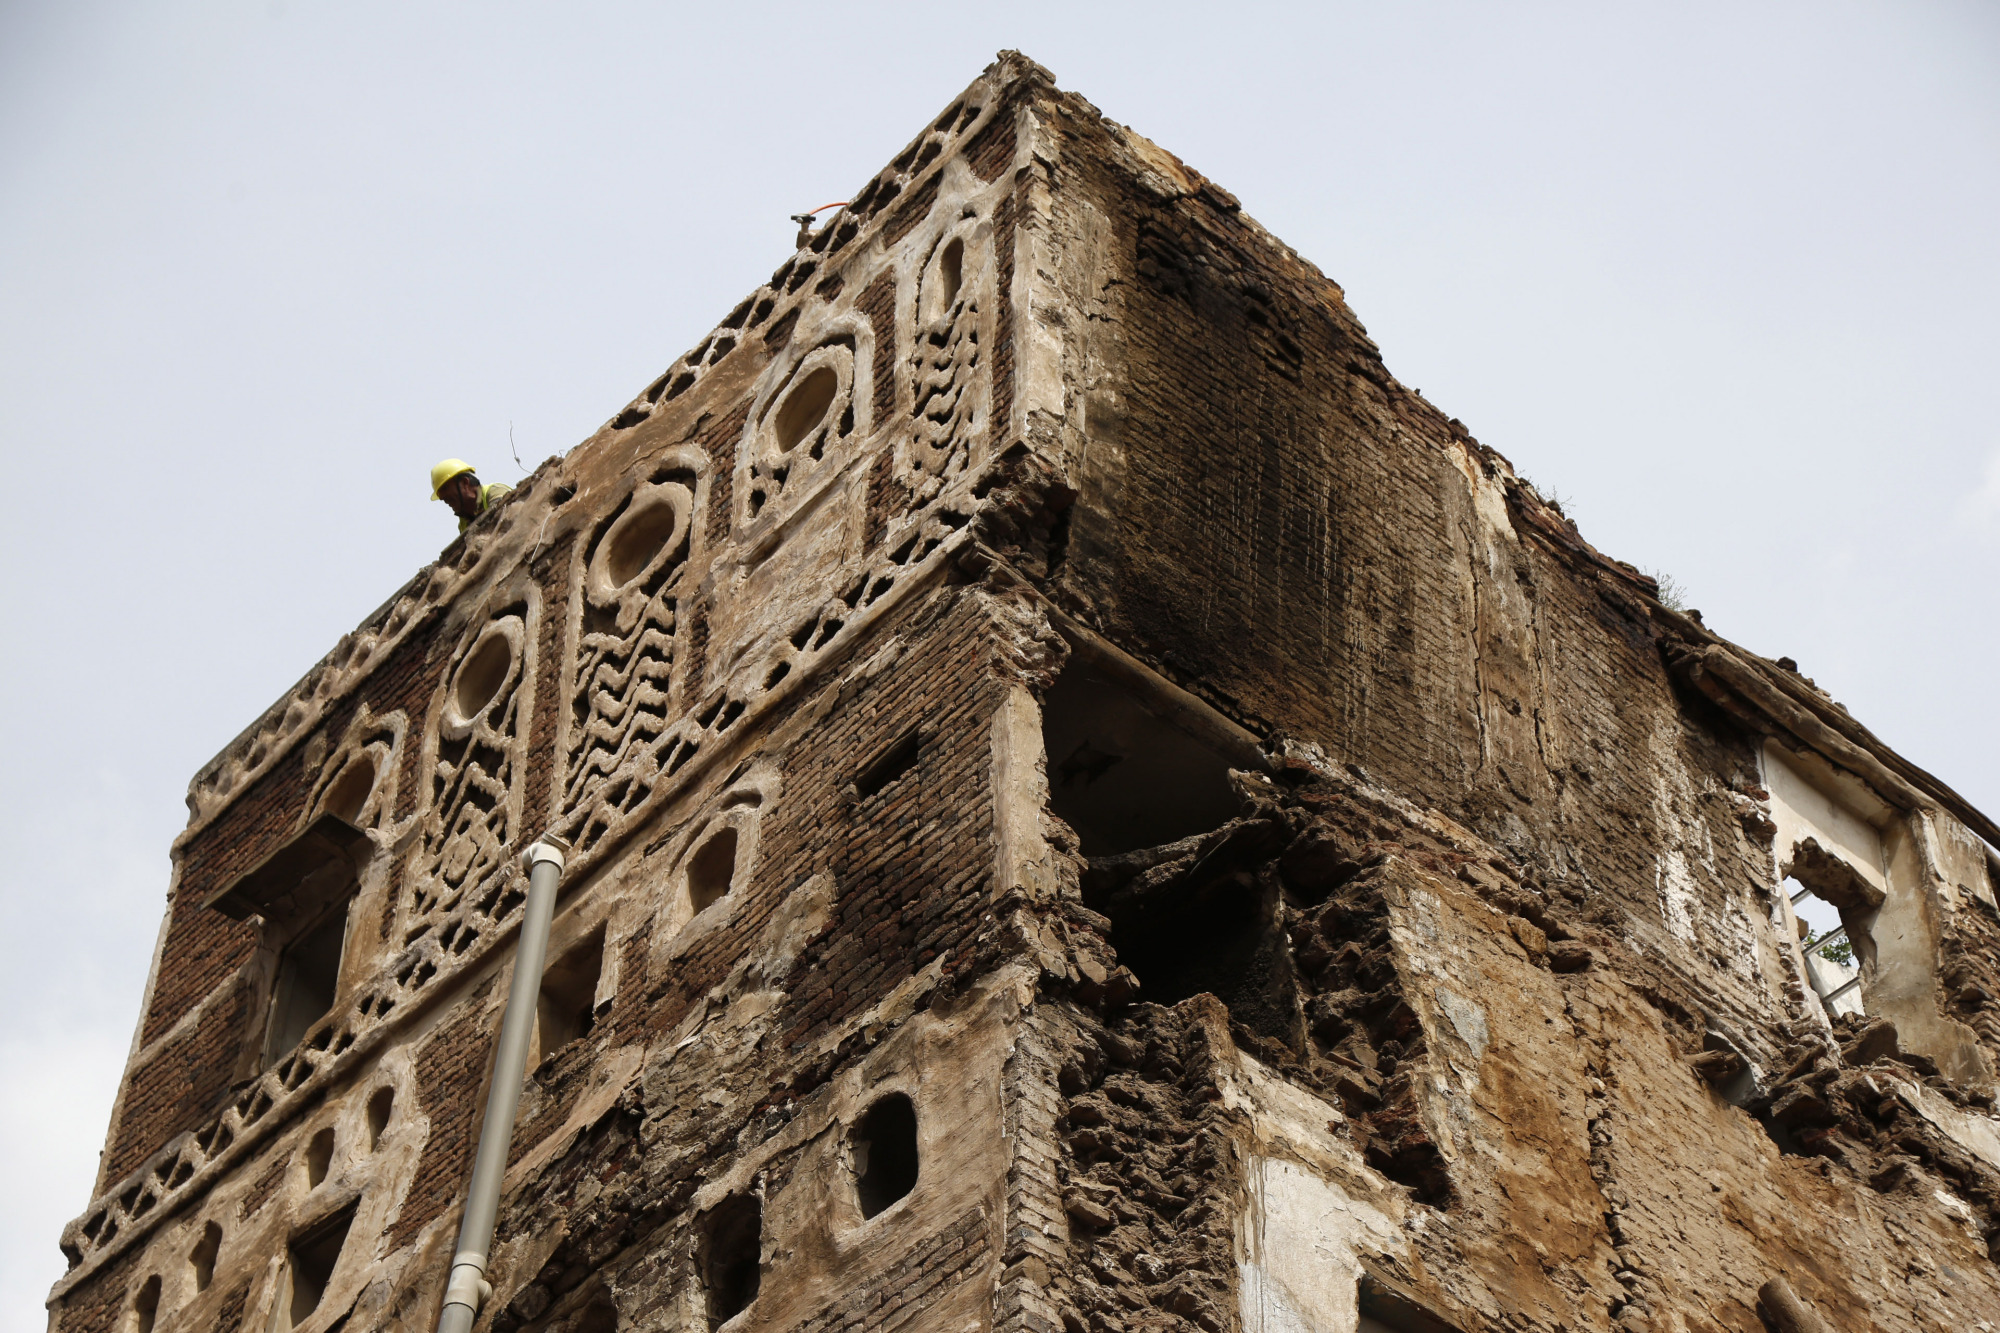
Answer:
208;812;367;1072
1103;862;1301;1050
131;1275;160;1333
189;1221;221;1292
281;1206;355;1329
266;906;349;1067
687;827;740;915
1358;1271;1464;1333
365;1088;394;1150
1041;665;1239;857
454;630;514;720
851;1093;920;1219
304;1127;335;1188
535;930;605;1068
772;366;838;454
853;731;922;800
319;756;377;826
701;1194;762;1329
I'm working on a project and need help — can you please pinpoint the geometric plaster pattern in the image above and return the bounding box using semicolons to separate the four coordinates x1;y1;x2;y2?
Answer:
58;82;1021;1286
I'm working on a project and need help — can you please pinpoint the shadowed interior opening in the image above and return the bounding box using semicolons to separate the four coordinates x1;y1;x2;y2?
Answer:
266;906;348;1066
851;1092;919;1219
304;1126;334;1188
535;930;605;1068
189;1221;220;1292
854;731;922;800
687;826;740;915
280;1205;354;1329
773;366;838;453
1107;863;1300;1050
130;1275;159;1333
702;1193;762;1329
1357;1271;1467;1333
1041;664;1238;857
366;1087;394;1150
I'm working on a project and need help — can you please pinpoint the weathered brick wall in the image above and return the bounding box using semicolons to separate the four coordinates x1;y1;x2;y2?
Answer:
619;585;1005;1055
313;578;1018;1325
387;984;497;1251
54;54;2000;1333
1027;755;2000;1333
47;1248;140;1333
103;979;256;1183
767;592;1003;1046
142;754;303;1045
1044;100;1784;1046
1942;896;2000;1069
110;610;456;1186
790;1204;991;1331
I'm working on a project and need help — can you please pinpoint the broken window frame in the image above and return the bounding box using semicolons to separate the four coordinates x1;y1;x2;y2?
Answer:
1789;879;1864;1016
1041;620;1267;859
203;812;371;1071
1042;621;1305;1043
1763;743;1895;1025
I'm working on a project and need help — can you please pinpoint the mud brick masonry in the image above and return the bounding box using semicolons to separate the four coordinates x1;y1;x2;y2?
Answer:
49;53;2000;1333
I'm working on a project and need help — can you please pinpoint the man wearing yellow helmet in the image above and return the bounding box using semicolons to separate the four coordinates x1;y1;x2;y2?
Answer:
430;459;514;533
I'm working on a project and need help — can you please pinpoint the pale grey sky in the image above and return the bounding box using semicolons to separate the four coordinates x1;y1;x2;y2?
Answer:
2;2;1995;1323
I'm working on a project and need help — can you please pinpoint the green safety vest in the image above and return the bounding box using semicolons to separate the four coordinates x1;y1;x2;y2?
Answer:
459;482;514;533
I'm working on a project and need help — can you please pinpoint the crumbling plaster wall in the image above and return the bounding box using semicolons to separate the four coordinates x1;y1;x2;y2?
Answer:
52;50;2000;1333
1761;740;1996;1085
1015;85;2000;1097
1019;743;2000;1333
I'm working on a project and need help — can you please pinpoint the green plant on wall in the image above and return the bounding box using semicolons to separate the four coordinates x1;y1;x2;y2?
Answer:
1810;930;1855;968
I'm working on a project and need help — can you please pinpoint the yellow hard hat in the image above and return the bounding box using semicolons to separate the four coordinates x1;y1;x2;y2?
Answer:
430;458;476;499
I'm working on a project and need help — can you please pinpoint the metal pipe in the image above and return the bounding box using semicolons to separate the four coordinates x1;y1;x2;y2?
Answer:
436;835;569;1333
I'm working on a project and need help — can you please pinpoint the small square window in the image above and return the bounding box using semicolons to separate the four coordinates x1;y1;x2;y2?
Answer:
276;1206;355;1330
701;1194;761;1329
265;906;350;1066
534;931;605;1068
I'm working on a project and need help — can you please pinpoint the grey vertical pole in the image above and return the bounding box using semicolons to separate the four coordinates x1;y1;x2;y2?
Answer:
436;835;569;1333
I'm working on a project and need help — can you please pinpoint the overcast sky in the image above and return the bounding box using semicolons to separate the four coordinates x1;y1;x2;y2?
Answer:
2;1;1995;1323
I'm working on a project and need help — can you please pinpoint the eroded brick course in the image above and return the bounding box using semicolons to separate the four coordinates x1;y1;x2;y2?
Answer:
52;52;2000;1333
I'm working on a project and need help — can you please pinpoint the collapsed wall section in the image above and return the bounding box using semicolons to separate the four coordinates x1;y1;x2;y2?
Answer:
1027;88;2000;1106
50;48;2000;1333
1023;744;2000;1333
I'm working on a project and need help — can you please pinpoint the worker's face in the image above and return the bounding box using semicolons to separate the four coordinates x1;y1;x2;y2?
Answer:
441;474;481;519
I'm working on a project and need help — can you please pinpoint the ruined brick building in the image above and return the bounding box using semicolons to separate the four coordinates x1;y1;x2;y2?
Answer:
49;53;2000;1333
